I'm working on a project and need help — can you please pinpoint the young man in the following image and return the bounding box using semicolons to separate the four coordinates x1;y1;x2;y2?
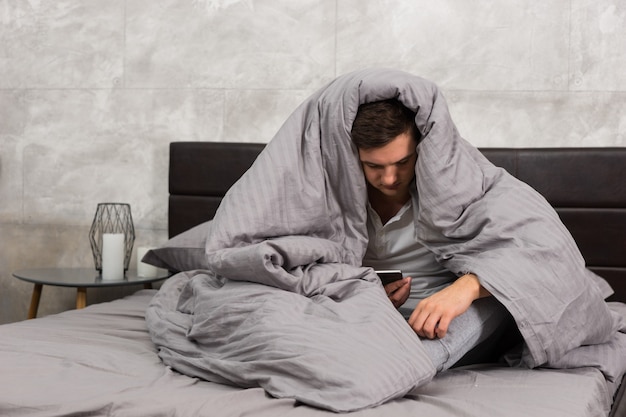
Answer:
352;99;513;371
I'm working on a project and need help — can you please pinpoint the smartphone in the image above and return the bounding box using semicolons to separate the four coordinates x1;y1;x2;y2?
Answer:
375;270;403;286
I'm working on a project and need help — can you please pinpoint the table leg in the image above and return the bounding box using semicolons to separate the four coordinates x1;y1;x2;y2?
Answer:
28;283;43;319
143;283;153;290
76;287;87;309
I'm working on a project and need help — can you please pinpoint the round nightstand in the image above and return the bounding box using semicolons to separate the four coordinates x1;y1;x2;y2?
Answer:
13;267;170;319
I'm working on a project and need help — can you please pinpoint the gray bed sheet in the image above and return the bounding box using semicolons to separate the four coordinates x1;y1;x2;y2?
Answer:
0;290;621;417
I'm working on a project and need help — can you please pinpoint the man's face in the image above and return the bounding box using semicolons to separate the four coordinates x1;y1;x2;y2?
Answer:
357;132;417;200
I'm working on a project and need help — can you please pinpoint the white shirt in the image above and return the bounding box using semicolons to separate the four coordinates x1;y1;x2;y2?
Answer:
363;198;456;316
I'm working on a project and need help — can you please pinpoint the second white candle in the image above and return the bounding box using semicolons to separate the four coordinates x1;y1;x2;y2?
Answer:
137;246;159;278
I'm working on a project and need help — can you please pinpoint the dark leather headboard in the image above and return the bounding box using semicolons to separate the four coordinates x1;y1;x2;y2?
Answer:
169;142;626;302
168;141;265;238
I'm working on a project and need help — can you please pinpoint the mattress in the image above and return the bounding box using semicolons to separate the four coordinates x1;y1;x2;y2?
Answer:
0;289;620;417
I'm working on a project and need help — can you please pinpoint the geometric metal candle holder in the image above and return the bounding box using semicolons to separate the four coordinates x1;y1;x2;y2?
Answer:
88;203;135;272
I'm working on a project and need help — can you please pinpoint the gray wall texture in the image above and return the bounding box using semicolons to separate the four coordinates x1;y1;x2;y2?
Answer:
1;1;625;323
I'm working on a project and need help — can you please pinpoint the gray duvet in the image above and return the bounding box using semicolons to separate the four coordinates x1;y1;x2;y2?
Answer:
146;68;626;411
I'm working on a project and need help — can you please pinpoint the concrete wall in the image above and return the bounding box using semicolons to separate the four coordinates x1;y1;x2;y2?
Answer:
1;0;624;323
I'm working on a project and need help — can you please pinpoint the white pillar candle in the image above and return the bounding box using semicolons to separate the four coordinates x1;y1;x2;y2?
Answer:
137;246;159;278
102;233;125;281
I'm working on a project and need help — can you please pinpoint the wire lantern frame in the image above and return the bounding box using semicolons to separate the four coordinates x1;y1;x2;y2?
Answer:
89;203;135;272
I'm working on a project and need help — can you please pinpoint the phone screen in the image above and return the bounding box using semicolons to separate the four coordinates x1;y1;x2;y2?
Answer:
375;270;403;286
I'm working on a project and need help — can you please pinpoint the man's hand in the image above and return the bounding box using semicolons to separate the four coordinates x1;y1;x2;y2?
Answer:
408;274;490;339
385;277;412;308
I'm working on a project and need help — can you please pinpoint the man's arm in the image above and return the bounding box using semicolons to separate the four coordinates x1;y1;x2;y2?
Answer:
408;273;490;339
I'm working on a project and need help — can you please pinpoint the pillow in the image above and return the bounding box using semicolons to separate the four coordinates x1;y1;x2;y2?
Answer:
141;221;211;272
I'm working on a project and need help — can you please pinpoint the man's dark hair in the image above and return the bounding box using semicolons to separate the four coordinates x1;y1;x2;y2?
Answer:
351;99;420;149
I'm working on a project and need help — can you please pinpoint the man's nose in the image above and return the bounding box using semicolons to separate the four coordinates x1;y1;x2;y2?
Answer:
382;166;397;185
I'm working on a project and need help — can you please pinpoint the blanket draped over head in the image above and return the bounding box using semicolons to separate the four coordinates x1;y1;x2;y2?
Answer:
146;68;624;412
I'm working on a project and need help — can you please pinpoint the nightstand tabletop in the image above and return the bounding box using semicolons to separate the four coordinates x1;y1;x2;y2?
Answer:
13;267;169;288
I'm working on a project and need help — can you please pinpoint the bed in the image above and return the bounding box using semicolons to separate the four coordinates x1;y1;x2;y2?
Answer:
0;141;624;416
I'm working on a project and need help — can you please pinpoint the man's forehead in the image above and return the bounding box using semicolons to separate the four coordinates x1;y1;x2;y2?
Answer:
358;148;416;165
